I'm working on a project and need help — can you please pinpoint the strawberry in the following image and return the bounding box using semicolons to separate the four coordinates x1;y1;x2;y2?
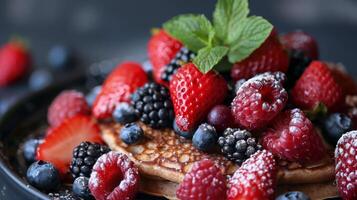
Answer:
334;131;357;200
327;62;357;96
227;150;277;200
148;29;182;85
0;40;31;87
170;63;228;132
36;115;103;175
291;61;343;110
280;31;319;60
230;29;289;81
47;90;90;127
92;62;148;119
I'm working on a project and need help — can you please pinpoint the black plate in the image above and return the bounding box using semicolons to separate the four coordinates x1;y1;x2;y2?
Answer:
0;75;164;200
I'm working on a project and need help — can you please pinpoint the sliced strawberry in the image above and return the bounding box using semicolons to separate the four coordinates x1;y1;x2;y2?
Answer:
37;115;103;175
92;62;148;119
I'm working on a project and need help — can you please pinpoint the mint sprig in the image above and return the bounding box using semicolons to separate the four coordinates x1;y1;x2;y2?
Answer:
163;0;273;74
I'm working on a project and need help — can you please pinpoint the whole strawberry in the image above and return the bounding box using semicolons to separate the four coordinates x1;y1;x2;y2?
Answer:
230;30;289;81
227;150;277;200
291;61;343;110
48;90;90;127
261;109;327;163
170;63;228;132
176;159;227;200
0;40;31;87
280;31;319;60
231;72;288;131
92;62;148;119
335;131;357;200
148;29;182;85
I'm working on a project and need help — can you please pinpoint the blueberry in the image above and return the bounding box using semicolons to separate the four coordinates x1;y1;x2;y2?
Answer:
72;177;94;200
85;86;101;107
23;139;42;164
28;70;53;91
120;123;143;144
207;105;234;132
173;120;194;139
276;191;310;200
321;113;352;145
113;103;138;124
192;123;218;152
48;45;75;70
26;161;61;191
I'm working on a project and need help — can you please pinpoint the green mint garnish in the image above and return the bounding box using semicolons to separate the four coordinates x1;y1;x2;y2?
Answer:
163;0;273;74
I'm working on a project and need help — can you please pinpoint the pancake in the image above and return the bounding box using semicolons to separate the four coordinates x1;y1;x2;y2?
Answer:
100;121;338;199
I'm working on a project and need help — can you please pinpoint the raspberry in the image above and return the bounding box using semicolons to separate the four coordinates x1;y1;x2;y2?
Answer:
231;73;288;131
334;131;357;200
227;150;277;200
176;159;227;200
291;61;343;110
47;90;90;127
89;152;140;200
261;109;326;163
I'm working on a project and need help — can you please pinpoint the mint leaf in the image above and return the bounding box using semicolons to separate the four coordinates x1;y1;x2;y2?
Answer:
213;0;249;44
193;46;228;73
227;16;273;63
163;14;214;52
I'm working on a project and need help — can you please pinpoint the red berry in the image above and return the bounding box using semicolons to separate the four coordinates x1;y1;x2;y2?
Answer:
291;61;343;110
261;109;326;163
170;63;228;132
47;90;90;127
207;105;234;132
327;62;357;96
230;29;289;81
148;30;182;85
231;73;288;131
335;131;357;200
176;159;227;200
0;41;31;87
89;152;140;200
37;115;103;175
227;150;277;200
92;62;148;119
280;31;319;60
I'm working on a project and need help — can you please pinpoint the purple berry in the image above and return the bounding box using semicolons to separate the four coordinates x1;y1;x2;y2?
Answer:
207;105;233;132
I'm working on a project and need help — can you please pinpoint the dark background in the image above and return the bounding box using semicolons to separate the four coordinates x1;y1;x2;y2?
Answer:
0;0;356;199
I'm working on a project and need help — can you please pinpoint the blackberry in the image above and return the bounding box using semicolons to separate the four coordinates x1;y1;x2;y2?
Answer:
286;50;312;89
132;82;174;128
70;142;110;179
218;128;262;165
161;47;196;82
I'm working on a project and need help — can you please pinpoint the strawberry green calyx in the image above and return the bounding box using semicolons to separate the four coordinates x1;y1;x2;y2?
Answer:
163;0;273;74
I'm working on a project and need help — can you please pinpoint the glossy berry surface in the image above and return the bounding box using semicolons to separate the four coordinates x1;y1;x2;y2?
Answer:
47;90;91;127
276;191;311;200
48;45;75;70
334;131;357;200
261;109;326;163
173;119;194;139
112;102;138;124
231;73;288;131
227;150;277;200
280;31;319;60
72;176;94;200
321;113;352;146
286;50;312;89
70;142;110;179
89;152;140;200
120;123;143;145
218;128;262;165
23;139;42;164
26;160;61;191
176;159;227;200
192;123;218;152
131;82;174;128
207;105;234;132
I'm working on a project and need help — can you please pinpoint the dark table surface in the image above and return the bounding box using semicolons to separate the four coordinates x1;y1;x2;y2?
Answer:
0;0;356;199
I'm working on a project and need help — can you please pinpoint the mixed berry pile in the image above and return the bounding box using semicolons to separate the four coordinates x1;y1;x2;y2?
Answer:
8;0;356;200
